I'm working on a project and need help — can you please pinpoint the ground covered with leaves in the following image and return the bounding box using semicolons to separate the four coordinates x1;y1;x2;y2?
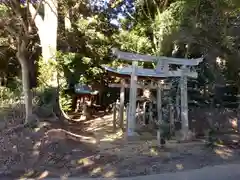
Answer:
0;112;240;179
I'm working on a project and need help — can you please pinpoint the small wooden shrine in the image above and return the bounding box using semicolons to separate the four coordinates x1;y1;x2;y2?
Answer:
74;83;98;113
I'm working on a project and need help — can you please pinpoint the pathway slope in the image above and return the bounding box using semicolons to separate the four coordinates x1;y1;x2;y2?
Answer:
42;163;240;180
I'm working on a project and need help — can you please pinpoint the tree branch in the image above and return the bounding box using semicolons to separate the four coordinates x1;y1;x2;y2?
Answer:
12;1;29;34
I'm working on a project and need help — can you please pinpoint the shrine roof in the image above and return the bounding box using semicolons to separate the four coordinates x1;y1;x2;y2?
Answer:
74;84;98;95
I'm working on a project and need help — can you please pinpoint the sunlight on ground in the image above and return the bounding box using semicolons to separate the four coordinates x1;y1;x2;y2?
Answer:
104;171;115;178
85;115;113;132
77;157;94;166
37;170;49;179
98;138;173;158
79;114;208;162
20;170;35;179
33;141;42;150
74;134;97;144
83;114;125;144
176;163;184;170
34;127;41;132
46;129;97;144
60;174;70;180
34;122;50;132
86;114;210;161
100;130;123;142
20;170;49;180
214;147;233;159
150;148;159;156
90;167;102;176
144;145;171;157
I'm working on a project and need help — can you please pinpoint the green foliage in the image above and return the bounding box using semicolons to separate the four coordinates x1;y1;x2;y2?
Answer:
34;87;56;106
57;52;76;111
114;28;152;53
0;85;22;108
2;0;240;116
37;53;70;111
0;4;7;17
32;87;58;117
57;51;87;85
58;5;116;84
37;58;56;88
59;91;72;112
153;1;189;54
0;86;23;122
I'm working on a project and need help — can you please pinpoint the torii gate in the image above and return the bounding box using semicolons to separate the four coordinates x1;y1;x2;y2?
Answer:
105;48;203;140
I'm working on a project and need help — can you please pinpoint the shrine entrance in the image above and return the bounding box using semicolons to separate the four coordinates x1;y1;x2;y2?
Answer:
102;48;203;142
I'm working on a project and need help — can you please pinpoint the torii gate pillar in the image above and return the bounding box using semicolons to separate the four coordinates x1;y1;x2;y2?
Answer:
119;79;125;130
180;67;189;140
127;61;138;137
157;80;162;144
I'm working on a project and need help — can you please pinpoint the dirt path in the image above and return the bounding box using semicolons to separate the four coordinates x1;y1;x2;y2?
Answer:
37;163;240;180
1;113;240;179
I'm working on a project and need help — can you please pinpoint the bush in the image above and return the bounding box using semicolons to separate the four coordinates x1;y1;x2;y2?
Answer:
0;86;22;108
59;90;72;112
37;54;74;113
0;86;24;124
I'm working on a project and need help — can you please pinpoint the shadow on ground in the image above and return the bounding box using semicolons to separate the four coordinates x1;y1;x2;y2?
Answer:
1;105;240;179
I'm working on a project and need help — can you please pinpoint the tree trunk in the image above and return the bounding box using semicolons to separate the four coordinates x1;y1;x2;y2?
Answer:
17;41;32;123
38;0;58;87
30;0;65;119
40;0;58;63
39;0;61;116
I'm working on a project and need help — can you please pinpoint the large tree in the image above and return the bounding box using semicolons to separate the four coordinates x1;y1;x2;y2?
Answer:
0;1;37;122
0;0;59;122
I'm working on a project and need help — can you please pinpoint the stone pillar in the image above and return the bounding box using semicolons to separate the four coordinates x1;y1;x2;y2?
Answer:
180;67;189;140
119;79;125;130
127;61;138;137
157;80;162;144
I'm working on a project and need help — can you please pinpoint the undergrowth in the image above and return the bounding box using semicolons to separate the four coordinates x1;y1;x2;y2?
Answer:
0;86;22;107
0;85;72;123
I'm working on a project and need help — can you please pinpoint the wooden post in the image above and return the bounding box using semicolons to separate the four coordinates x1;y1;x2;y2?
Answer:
75;98;80;112
127;61;138;137
82;103;89;120
119;79;125;130
113;102;117;131
125;103;129;134
157;80;162;144
149;102;153;126
176;85;180;122
180;66;189;140
157;81;162;123
143;101;146;124
169;103;174;135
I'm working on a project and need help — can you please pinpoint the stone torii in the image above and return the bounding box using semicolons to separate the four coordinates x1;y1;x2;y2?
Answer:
108;48;203;140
